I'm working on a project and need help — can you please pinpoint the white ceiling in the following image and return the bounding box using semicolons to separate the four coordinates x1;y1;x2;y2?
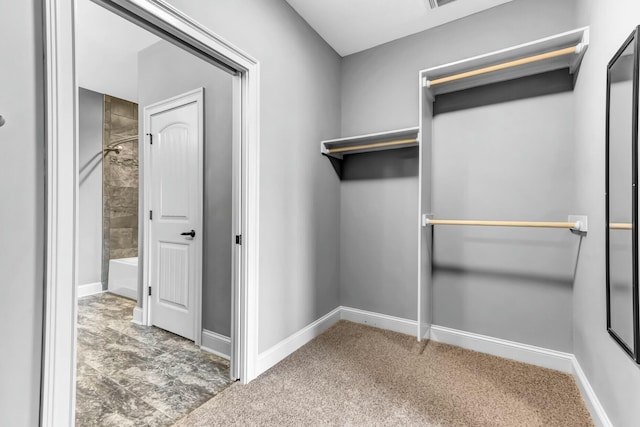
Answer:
285;0;514;56
76;0;160;101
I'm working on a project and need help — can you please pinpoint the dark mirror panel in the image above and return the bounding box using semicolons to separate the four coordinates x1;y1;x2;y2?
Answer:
606;26;640;362
608;41;634;347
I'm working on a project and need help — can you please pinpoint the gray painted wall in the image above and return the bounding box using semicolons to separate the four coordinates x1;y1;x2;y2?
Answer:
164;0;342;352
431;93;576;351
573;0;640;425
340;0;578;137
340;0;579;352
340;149;419;318
0;1;44;425
138;40;234;337
78;87;104;287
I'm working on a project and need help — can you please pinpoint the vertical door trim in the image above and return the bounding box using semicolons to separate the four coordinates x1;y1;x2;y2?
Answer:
230;76;242;380
41;0;77;425
42;0;261;425
143;88;204;346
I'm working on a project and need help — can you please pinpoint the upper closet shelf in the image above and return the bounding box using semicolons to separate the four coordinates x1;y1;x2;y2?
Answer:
421;27;590;97
321;127;420;160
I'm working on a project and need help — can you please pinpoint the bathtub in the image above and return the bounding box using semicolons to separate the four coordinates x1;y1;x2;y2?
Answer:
107;257;138;300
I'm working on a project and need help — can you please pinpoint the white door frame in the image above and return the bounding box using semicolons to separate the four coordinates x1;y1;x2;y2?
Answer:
41;1;261;425
143;88;204;345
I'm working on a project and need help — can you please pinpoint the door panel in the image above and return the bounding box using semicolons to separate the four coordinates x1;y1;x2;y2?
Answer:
146;90;203;342
157;124;191;218
157;242;189;310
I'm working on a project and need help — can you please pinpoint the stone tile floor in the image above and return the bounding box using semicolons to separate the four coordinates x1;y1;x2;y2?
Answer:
76;293;233;426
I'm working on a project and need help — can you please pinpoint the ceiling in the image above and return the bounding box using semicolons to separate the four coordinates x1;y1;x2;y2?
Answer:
285;0;514;56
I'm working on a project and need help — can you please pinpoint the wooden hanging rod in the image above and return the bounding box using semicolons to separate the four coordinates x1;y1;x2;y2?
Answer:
427;45;579;87
610;223;633;230
327;138;417;154
425;219;581;230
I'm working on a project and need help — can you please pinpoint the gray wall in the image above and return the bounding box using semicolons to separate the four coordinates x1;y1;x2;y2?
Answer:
339;0;579;352
432;93;576;351
340;0;577;136
138;40;234;337
339;149;419;318
78;87;104;286
164;0;342;352
573;0;640;425
0;1;44;425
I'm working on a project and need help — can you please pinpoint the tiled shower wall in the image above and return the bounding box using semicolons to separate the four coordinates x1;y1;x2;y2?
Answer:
101;95;139;287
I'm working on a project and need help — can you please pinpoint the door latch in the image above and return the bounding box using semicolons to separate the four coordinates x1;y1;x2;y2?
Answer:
180;230;196;238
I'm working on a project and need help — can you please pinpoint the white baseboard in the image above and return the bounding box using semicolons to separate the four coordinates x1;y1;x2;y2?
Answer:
132;306;143;325
265;307;569;372
77;282;103;298
256;307;342;375
572;356;612;427
340;306;417;336
430;325;574;373
201;330;231;360
421;324;431;341
251;306;610;427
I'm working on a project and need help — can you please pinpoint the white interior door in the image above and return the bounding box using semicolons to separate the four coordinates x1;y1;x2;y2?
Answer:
145;89;203;343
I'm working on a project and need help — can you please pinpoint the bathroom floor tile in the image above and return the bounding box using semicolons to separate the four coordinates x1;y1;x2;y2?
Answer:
75;293;233;426
76;365;172;427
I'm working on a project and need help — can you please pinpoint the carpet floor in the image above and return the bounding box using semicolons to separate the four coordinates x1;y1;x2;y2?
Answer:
174;320;593;426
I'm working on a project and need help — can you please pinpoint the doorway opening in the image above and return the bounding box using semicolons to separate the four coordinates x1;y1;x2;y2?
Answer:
42;0;260;425
74;1;237;423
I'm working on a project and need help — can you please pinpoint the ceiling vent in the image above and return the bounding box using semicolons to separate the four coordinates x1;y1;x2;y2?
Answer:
428;0;458;9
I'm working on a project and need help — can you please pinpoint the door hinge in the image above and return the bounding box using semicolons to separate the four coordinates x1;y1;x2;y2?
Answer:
235;235;242;245
149;210;153;220
146;132;153;144
148;286;152;296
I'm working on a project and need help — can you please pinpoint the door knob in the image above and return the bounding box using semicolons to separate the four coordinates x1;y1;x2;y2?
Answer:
180;230;196;238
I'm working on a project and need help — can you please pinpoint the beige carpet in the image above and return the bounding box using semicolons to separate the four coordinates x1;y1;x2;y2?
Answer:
174;321;593;426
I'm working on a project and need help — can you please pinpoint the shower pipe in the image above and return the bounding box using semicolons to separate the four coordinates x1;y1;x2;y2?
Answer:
103;135;139;154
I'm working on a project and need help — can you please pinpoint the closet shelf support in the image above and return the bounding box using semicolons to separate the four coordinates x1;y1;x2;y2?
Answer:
320;127;420;177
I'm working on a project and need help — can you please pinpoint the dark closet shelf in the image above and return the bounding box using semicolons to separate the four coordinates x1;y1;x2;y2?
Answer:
321;127;420;177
